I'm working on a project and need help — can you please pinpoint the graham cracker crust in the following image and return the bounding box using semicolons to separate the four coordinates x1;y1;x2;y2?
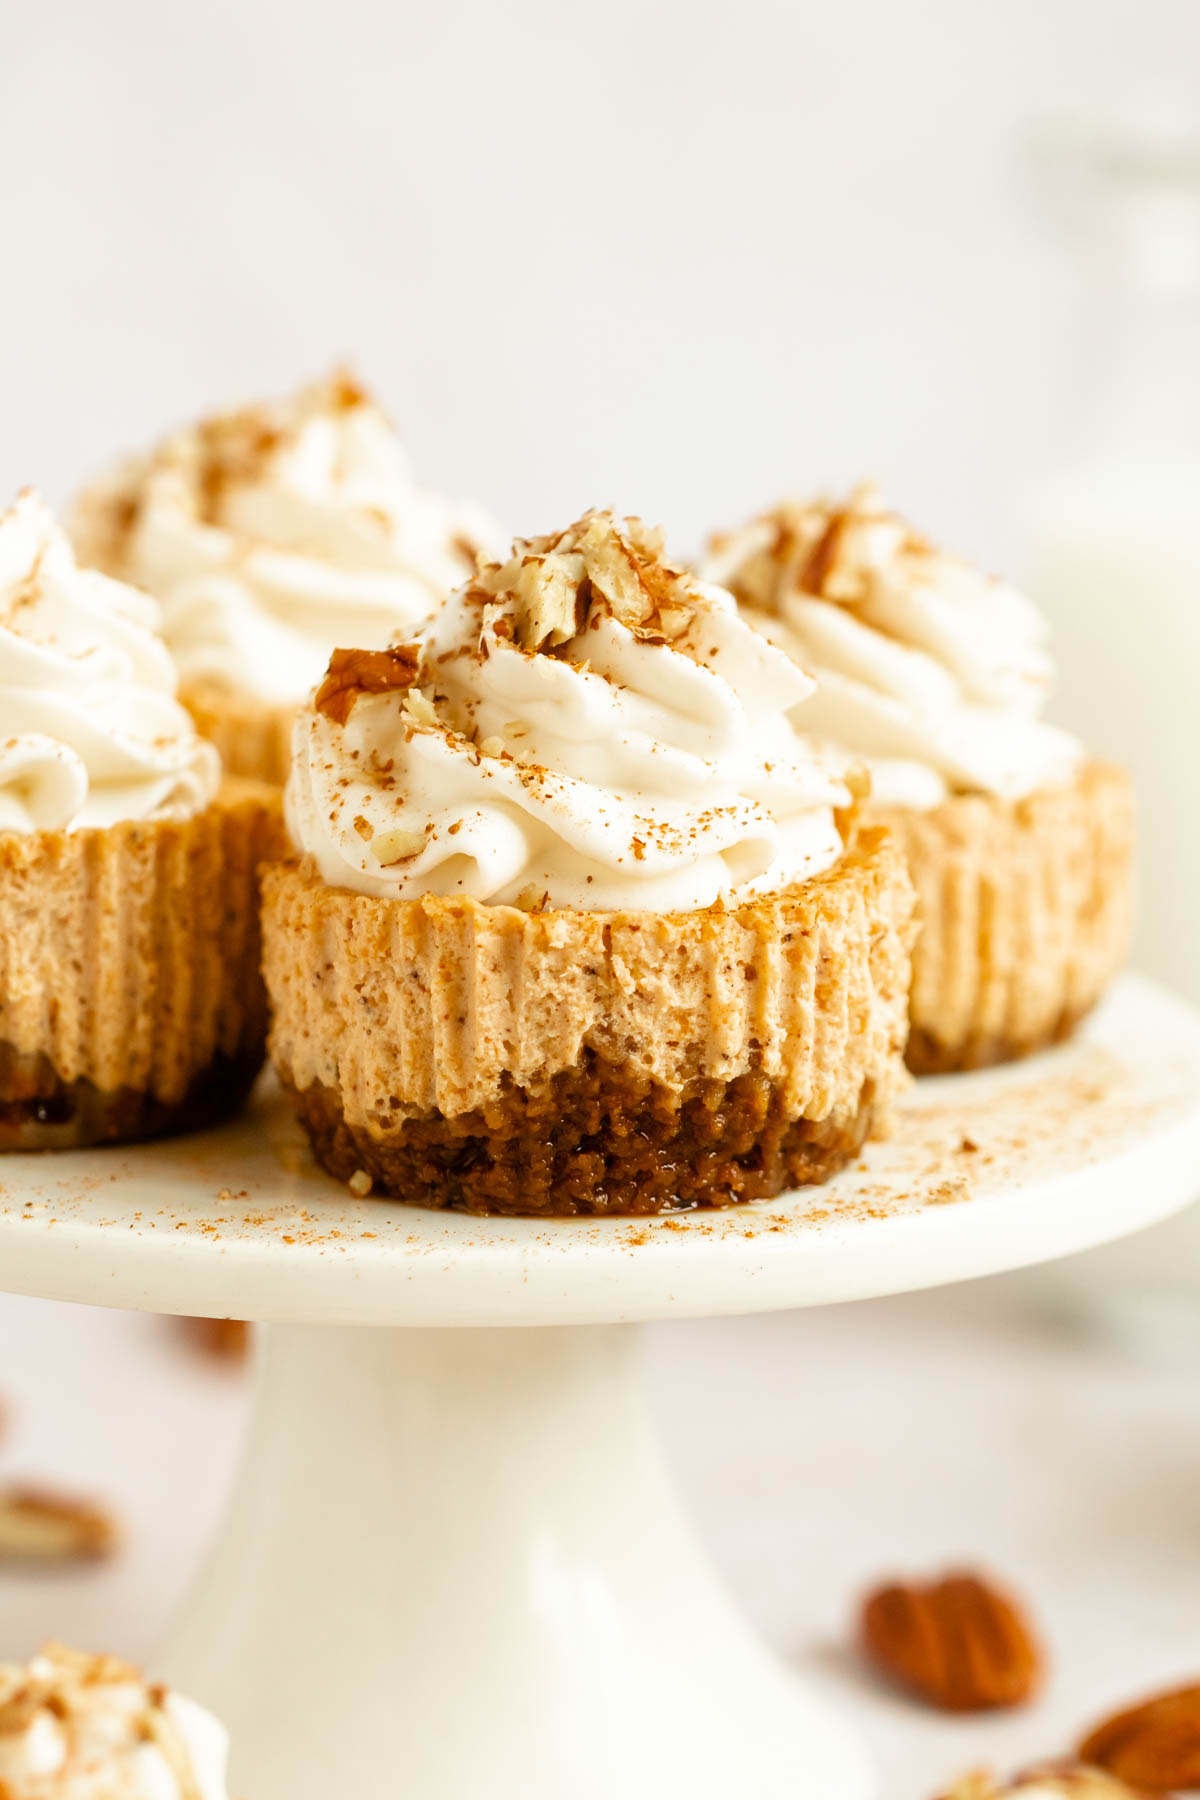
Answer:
0;1041;263;1152
279;1055;880;1216
904;1002;1094;1077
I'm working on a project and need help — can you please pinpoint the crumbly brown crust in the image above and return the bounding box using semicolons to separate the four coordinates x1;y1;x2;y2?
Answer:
868;760;1133;1074
262;830;915;1213
0;780;286;1148
0;1042;264;1151
904;1006;1094;1078
180;679;295;786
281;1058;882;1216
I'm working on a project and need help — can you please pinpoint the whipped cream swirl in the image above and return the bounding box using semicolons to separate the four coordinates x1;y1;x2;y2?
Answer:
705;485;1082;809
288;511;850;911
0;491;219;833
0;1645;229;1800
71;372;505;707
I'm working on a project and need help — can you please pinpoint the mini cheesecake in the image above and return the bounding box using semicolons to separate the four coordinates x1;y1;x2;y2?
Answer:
264;828;912;1214
265;510;915;1214
0;780;283;1149
0;491;283;1149
869;762;1132;1072
706;485;1133;1072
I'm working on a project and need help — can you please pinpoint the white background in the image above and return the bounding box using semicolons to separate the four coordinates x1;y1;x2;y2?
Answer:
4;1285;1200;1800
3;9;1200;1798
1;0;1198;565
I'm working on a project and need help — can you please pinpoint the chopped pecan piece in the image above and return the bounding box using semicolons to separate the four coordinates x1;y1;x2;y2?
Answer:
370;826;428;866
484;510;697;653
511;549;588;651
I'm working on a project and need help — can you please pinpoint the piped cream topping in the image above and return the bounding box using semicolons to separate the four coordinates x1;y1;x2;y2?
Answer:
287;509;851;911
0;491;219;833
0;1644;229;1799
70;371;505;707
705;484;1082;809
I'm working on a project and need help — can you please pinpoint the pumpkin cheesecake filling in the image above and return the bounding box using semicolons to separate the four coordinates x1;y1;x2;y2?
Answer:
266;509;915;1214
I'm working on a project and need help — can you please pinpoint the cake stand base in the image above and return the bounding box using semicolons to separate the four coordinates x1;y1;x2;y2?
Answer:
165;1322;872;1800
7;981;1200;1799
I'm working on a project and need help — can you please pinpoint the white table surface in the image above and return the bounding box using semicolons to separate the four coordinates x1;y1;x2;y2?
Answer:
1;1276;1197;1800
5;980;1199;1331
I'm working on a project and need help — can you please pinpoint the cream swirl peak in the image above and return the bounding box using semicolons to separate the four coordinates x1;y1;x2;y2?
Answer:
287;510;851;911
705;483;1082;809
0;1644;229;1800
0;491;219;833
70;371;505;707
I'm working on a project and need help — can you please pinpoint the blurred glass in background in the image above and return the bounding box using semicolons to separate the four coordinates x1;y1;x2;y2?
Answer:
1023;104;1200;1335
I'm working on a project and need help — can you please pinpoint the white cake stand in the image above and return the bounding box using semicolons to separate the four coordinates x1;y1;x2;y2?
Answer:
3;973;1200;1800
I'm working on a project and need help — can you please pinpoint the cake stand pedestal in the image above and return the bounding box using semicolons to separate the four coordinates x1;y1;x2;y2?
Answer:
2;974;1200;1800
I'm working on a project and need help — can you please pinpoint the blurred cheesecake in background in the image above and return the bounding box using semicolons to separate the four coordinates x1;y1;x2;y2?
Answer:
0;491;282;1150
706;483;1133;1072
0;1643;230;1798
70;370;504;785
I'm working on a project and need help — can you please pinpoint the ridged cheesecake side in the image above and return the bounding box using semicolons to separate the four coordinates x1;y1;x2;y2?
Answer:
868;759;1133;1073
180;679;295;787
0;779;286;1147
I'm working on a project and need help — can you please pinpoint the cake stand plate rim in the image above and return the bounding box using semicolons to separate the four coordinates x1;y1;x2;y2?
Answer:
1;972;1197;1327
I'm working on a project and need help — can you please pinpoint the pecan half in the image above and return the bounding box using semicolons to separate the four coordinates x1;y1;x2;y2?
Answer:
0;1486;117;1562
181;1317;249;1360
1079;1681;1200;1791
315;644;421;725
860;1569;1042;1712
938;1767;1145;1798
